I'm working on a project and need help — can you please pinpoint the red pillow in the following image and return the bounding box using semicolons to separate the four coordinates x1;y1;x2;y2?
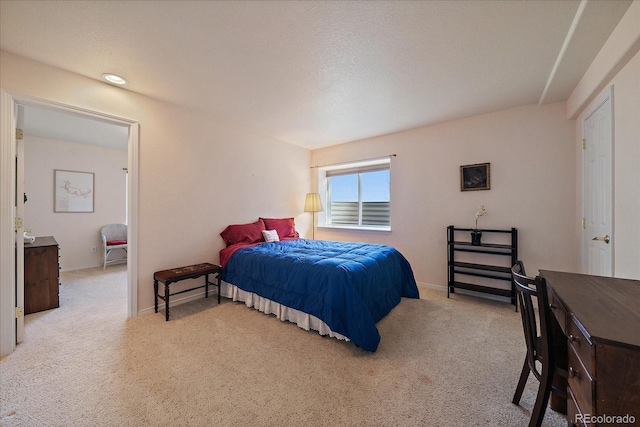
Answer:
220;220;265;246
260;217;299;239
107;240;127;246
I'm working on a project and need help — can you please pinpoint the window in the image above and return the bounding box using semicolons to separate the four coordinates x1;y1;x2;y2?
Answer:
324;160;390;229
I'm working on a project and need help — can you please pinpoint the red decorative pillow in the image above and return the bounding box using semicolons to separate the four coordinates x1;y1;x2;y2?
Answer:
220;219;266;246
260;217;299;239
107;240;127;246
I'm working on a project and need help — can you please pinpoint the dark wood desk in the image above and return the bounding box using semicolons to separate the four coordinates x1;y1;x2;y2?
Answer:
540;270;640;426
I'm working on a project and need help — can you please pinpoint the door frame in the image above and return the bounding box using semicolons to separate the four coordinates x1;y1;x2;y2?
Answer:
581;85;614;275
0;89;140;357
15;115;25;343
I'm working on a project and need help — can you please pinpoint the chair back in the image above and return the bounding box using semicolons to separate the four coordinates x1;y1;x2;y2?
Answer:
511;260;554;381
101;224;127;242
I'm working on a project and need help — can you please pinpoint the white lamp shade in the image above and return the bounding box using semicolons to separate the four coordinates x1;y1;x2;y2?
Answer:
304;193;323;212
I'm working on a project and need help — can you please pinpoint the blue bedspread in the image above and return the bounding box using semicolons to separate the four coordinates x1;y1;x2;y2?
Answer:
221;239;419;351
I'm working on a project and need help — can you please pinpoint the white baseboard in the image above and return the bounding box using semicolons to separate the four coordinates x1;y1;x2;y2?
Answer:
143;280;514;316
416;281;445;292
417;281;513;305
60;266;97;273
138;290;208;316
60;263;109;273
449;288;512;304
141;281;447;315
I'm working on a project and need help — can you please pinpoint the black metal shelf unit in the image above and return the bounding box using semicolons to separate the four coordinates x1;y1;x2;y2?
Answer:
447;225;518;309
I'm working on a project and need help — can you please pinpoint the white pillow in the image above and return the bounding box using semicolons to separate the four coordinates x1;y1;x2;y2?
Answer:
262;229;280;242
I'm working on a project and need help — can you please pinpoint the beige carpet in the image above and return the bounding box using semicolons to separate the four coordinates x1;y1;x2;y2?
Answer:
0;265;566;426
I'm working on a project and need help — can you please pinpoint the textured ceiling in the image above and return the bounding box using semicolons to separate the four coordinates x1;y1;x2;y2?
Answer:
0;0;632;149
19;105;129;151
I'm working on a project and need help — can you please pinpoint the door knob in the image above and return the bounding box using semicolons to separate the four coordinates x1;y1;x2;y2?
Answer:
592;234;611;244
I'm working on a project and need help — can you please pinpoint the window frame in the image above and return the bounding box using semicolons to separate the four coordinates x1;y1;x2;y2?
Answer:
318;158;391;232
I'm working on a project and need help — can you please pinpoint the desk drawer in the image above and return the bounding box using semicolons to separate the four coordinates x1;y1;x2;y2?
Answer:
568;388;583;427
568;344;595;415
568;315;594;376
547;286;568;335
567;316;595;377
567;388;594;427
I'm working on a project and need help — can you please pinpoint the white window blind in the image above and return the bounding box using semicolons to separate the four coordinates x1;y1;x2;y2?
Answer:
325;160;390;228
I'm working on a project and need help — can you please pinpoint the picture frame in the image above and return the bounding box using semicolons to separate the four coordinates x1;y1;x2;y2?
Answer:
54;169;94;212
460;163;490;191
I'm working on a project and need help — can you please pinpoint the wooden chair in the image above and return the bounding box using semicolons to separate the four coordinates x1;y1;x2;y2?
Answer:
511;260;567;427
100;224;127;270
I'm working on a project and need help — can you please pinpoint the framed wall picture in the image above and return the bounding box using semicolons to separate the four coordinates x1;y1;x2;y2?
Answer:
54;169;94;212
460;163;490;191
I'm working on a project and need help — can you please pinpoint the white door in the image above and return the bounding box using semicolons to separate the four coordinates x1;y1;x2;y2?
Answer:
15;109;25;342
583;88;613;276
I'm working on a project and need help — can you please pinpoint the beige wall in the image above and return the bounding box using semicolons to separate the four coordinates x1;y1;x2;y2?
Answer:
24;135;127;271
1;50;311;313
611;52;640;279
569;1;640;279
312;102;577;288
574;52;640;280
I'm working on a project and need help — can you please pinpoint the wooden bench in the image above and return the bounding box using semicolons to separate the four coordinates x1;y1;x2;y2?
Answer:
154;263;221;321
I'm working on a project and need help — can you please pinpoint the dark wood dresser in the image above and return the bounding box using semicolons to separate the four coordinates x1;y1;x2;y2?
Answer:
24;236;60;314
540;270;640;426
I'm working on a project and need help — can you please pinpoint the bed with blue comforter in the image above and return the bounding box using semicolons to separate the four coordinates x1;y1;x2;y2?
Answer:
221;239;419;351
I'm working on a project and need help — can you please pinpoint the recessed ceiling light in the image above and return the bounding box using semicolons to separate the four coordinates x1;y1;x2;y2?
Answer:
102;73;127;85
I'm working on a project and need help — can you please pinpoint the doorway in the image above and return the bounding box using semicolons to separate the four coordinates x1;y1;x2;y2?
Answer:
0;91;139;356
20;104;129;340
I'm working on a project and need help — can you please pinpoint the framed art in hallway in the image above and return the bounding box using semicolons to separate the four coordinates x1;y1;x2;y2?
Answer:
460;163;490;191
54;169;94;213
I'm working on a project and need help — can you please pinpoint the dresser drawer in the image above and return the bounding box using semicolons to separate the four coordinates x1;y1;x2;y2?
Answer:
547;286;568;335
567;315;594;376
568;344;595;415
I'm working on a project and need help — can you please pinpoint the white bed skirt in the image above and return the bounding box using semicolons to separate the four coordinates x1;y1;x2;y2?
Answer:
221;281;349;343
